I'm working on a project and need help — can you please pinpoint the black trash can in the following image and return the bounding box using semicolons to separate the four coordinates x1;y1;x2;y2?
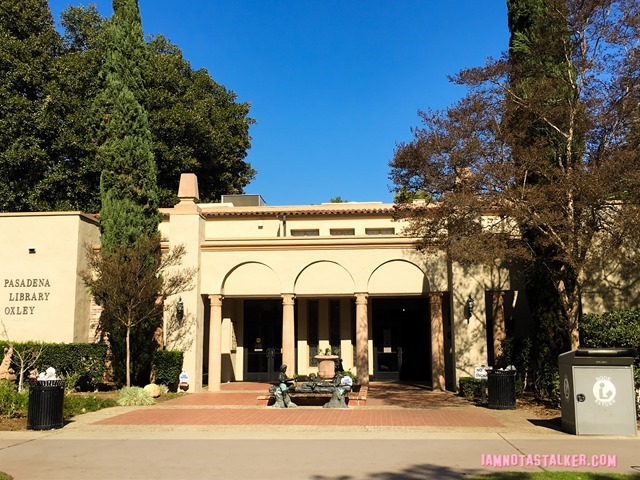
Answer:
27;380;65;430
487;370;516;410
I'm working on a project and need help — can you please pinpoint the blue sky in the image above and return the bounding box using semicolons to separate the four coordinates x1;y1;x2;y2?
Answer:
49;1;509;206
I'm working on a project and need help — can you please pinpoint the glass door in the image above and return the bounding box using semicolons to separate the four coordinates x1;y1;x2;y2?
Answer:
243;300;282;382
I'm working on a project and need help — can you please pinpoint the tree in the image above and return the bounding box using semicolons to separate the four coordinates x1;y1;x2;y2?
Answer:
82;239;195;387
0;0;61;212
390;0;640;350
92;0;159;386
94;0;159;251
146;34;255;206
0;5;254;213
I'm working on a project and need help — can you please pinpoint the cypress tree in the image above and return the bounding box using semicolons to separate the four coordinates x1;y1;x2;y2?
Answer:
92;0;161;386
95;0;159;250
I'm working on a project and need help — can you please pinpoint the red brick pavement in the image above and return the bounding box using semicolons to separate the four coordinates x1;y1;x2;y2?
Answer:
92;382;504;428
95;407;502;427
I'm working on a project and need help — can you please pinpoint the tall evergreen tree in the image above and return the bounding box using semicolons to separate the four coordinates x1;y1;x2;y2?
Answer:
92;0;160;387
95;0;159;250
0;0;61;211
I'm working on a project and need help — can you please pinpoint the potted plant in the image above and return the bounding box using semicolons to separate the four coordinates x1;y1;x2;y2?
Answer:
343;369;361;393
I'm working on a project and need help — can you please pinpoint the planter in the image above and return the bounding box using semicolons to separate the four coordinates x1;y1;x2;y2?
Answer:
314;354;339;379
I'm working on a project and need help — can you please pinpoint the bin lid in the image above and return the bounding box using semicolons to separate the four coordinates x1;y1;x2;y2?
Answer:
574;348;636;357
559;348;636;366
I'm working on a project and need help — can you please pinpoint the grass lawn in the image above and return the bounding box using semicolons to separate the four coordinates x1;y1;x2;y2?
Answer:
0;473;12;480
468;473;640;479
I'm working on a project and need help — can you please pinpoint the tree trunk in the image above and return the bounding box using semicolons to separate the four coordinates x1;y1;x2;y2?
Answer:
126;326;131;387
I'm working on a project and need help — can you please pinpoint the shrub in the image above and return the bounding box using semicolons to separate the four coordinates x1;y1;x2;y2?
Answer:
459;377;484;401
581;309;640;386
0;341;107;391
64;394;118;419
153;350;183;392
117;386;155;406
0;380;28;418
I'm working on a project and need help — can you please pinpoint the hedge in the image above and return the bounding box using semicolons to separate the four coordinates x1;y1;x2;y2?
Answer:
0;341;107;391
152;350;183;392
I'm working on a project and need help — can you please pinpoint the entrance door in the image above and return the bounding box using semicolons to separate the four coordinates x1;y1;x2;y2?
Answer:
243;300;282;382
372;298;430;382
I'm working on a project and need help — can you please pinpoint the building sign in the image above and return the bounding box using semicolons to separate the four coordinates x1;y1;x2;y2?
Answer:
3;278;51;316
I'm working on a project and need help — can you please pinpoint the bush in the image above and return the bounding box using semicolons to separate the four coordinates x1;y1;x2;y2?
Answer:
459;377;484;401
580;309;640;386
153;350;183;392
64;394;118;419
117;387;155;406
0;341;107;391
0;380;28;418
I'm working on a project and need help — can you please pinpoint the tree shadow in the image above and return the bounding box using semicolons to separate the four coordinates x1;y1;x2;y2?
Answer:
308;463;492;479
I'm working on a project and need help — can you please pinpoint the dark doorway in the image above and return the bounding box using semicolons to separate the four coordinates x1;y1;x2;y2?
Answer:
372;297;430;382
243;300;282;382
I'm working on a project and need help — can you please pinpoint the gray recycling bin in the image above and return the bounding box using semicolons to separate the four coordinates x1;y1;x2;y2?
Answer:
559;348;637;436
27;379;65;430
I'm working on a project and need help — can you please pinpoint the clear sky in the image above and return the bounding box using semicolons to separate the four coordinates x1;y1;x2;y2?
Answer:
49;1;509;206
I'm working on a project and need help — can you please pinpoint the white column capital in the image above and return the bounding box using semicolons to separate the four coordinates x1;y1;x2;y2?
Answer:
354;293;368;305
281;294;295;306
208;294;223;307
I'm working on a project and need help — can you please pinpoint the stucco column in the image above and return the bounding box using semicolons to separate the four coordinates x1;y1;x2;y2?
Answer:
208;294;223;392
282;294;295;372
429;292;445;391
355;293;369;386
492;291;506;365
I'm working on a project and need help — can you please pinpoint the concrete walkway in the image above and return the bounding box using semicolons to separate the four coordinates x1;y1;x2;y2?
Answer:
0;382;638;479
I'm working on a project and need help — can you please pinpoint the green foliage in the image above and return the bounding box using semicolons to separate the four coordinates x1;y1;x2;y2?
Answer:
83;236;163;387
0;341;107;391
0;3;254;213
117;386;155;406
95;0;159;250
152;350;183;392
458;377;484;401
342;369;359;384
0;380;28;418
38;343;107;391
147;35;254;206
63;394;117;419
0;0;62;212
500;308;564;401
580;309;640;384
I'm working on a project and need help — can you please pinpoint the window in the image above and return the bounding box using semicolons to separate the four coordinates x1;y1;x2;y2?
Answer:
330;228;355;236
290;229;319;236
365;228;395;235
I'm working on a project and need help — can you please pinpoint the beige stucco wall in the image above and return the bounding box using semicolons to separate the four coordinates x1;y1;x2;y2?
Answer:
0;212;99;343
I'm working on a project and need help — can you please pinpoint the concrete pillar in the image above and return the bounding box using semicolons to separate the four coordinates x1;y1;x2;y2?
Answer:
207;294;223;392
282;294;295;373
492;291;506;365
429;292;445;391
355;293;369;386
167;173;205;391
